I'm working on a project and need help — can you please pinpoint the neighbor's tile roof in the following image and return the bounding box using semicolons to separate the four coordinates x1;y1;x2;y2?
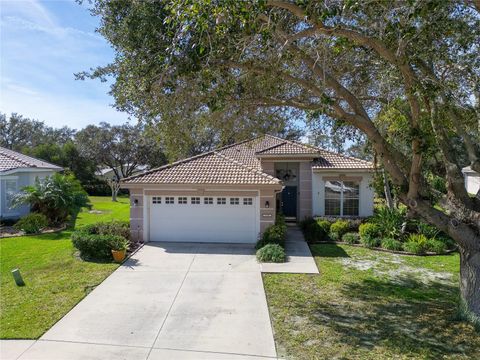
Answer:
123;134;372;185
0;146;63;173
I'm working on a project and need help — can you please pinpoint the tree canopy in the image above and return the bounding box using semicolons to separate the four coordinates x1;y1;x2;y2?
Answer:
82;0;480;317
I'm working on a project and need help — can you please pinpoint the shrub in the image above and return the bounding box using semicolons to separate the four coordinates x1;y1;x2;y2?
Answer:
359;223;380;241
329;220;349;240
372;206;406;238
276;213;286;226
13;213;49;234
72;233;126;260
317;220;331;235
361;235;380;248
256;244;286;263
299;217;315;231
300;219;330;244
78;221;130;239
110;236;129;251
425;238;447;254
403;234;428;254
12;173;89;225
416;221;440;239
381;238;403;251
256;223;286;249
342;232;359;244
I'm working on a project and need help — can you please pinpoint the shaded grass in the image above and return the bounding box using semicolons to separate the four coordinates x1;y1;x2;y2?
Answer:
264;244;480;359
0;196;130;339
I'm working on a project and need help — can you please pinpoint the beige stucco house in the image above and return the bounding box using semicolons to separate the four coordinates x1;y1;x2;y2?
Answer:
122;135;374;244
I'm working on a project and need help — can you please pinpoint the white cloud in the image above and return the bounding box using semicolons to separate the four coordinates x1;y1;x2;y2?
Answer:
0;82;130;128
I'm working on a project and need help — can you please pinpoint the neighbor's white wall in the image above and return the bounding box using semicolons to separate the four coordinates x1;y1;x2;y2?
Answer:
465;173;480;195
312;171;374;217
0;170;57;219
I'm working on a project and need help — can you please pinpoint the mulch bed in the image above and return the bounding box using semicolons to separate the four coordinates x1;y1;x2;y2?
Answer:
0;226;66;239
310;240;458;256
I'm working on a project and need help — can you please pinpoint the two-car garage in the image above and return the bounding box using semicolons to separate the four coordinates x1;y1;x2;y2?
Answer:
148;195;259;244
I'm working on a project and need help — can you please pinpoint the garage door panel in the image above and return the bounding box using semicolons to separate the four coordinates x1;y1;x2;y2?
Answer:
149;196;258;243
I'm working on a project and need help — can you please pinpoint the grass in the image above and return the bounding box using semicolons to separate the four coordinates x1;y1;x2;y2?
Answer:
263;243;480;359
0;196;130;339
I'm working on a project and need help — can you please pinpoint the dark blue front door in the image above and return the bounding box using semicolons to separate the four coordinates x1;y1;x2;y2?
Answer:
281;186;297;217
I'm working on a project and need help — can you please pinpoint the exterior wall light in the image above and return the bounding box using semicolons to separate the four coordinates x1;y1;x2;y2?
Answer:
265;201;270;208
133;198;139;206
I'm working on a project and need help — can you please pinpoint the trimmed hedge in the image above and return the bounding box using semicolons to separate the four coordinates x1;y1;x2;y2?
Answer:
342;232;359;244
359;223;380;241
14;213;49;234
381;238;403;251
300;218;331;243
72;233;125;260
256;243;286;263
256;223;287;249
72;220;130;260
329;220;350;240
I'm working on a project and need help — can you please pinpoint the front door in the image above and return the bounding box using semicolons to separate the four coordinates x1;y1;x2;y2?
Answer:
281;186;297;217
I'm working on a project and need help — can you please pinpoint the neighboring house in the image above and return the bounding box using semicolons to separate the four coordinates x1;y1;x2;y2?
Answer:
462;166;480;195
0;147;62;220
95;164;148;182
122;135;374;244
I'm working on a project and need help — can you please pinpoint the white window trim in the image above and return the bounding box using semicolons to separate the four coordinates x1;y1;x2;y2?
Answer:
325;180;360;217
5;178;19;213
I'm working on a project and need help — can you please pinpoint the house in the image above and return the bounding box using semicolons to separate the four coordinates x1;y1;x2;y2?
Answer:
95;164;148;182
0;147;62;220
462;166;480;195
121;135;374;244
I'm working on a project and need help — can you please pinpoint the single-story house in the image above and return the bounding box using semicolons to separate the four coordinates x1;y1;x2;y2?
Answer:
122;135;374;244
0;146;63;220
462;166;480;195
95;164;149;182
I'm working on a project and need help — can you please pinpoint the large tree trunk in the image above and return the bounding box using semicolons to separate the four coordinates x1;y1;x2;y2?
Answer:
383;171;394;209
459;244;480;317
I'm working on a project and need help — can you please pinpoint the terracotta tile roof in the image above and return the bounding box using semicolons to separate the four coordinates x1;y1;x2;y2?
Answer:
0;146;63;173
312;149;373;169
123;151;281;185
123;134;372;185
255;141;320;155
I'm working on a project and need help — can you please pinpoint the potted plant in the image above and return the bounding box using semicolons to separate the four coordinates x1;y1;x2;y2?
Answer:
110;236;129;263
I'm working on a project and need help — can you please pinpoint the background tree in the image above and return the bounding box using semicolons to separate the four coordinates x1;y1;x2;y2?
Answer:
81;0;480;318
0;112;75;150
75;122;167;200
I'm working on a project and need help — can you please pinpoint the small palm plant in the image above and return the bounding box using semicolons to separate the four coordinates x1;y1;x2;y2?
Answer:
13;173;89;225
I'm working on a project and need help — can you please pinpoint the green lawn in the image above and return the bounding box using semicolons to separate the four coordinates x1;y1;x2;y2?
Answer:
0;196;130;339
264;244;480;359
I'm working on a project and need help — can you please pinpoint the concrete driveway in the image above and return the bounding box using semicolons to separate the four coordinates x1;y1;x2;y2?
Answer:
17;243;277;360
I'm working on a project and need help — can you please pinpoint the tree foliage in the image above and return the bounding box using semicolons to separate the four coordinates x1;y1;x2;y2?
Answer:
82;0;480;316
13;173;89;225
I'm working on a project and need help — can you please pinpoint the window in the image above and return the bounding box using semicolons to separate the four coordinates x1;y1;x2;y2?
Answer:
204;197;213;204
178;197;187;204
5;179;17;210
243;198;253;205
230;198;239;205
165;197;175;204
191;197;200;204
152;196;161;204
324;180;359;216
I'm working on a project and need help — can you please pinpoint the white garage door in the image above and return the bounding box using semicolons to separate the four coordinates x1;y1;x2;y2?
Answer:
149;195;258;243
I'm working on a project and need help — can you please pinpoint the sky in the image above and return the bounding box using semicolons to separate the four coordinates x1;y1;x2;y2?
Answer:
0;0;130;130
